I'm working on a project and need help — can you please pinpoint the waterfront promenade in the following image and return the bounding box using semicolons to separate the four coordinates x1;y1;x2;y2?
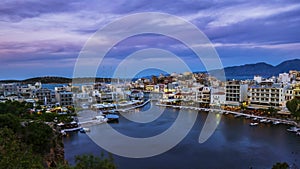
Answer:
156;103;298;126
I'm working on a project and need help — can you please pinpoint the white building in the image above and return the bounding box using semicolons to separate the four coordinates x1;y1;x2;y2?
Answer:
278;73;290;83
196;86;210;104
210;87;226;106
249;83;285;107
254;75;262;83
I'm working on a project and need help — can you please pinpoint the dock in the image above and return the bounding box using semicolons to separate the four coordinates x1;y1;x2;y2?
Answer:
116;99;150;112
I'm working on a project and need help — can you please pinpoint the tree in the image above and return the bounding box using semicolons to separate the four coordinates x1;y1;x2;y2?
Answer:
272;162;289;169
268;106;278;117
74;153;117;169
0;128;44;169
0;113;21;132
22;121;54;154
286;98;300;121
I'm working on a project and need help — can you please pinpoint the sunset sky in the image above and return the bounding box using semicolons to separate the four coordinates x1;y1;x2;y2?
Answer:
0;0;299;79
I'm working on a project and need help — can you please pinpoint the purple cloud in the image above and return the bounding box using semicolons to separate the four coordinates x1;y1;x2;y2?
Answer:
0;0;299;79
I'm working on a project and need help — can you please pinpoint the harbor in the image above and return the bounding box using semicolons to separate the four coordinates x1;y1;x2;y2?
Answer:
63;102;300;169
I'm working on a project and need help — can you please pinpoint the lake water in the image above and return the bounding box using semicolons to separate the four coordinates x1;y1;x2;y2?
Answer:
63;102;300;169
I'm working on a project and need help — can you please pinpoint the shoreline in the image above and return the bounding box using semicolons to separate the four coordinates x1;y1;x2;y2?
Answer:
156;103;298;127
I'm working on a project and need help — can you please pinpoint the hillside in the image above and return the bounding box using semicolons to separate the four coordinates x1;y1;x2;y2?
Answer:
212;59;300;80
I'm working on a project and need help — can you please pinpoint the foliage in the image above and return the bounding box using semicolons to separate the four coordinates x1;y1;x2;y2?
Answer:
0;101;117;169
268;106;278;116
286;98;300;120
272;162;289;169
0;128;44;169
0;101;32;116
22;121;54;154
0;113;21;132
240;102;248;110
74;153;116;169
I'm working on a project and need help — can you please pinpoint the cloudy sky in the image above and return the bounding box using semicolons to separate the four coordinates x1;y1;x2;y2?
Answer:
0;0;299;79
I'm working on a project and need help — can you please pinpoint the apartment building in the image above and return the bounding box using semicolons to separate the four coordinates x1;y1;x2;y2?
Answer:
225;81;248;104
293;84;300;99
55;91;73;106
285;86;293;101
196;86;210;104
249;83;285;107
2;83;19;97
33;88;55;105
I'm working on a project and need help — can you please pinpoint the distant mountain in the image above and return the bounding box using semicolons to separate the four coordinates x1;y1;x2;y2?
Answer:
211;59;300;80
23;76;72;84
0;76;113;84
0;59;299;83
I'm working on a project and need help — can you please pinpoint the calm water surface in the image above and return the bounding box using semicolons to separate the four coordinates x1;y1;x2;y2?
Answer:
64;103;300;169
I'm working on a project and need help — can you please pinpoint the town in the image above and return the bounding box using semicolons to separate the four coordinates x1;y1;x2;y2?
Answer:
1;70;300;123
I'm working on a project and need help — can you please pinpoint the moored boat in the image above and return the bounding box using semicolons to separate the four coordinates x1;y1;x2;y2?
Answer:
105;114;120;123
250;122;259;126
273;121;280;125
287;126;299;132
260;119;267;123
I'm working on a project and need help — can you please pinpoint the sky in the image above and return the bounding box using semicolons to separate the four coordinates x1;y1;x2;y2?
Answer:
0;0;299;80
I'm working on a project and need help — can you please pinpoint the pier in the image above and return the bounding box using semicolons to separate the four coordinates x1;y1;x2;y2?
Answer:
116;99;150;112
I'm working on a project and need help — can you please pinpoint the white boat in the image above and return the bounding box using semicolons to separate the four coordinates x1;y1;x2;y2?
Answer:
260;119;267;123
253;117;258;121
265;119;271;123
287;127;299;132
250;122;259;126
296;132;300;136
273;121;280;125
